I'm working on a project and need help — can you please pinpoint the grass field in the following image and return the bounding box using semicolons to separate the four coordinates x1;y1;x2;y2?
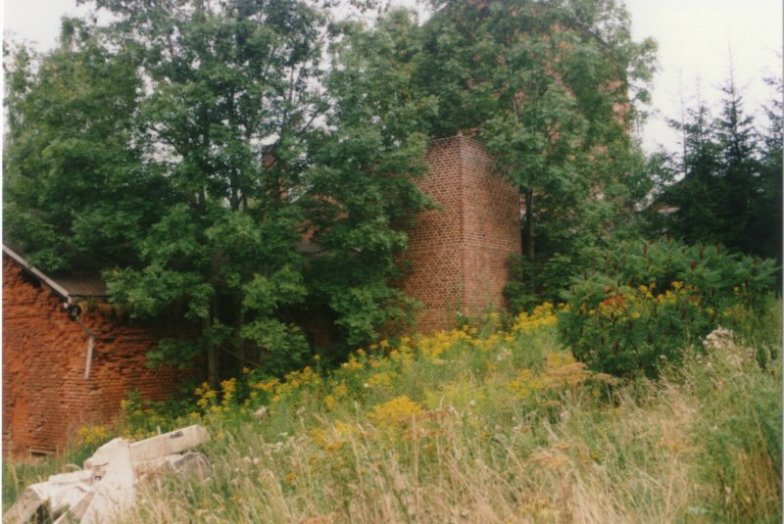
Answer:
4;301;781;523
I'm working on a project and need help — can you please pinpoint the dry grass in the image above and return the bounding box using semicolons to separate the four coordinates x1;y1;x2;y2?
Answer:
6;304;781;523
127;345;779;522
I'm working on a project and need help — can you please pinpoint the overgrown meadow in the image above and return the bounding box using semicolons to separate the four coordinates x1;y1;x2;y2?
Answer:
4;296;781;523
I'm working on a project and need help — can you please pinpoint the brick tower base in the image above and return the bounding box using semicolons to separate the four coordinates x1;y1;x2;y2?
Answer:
402;136;521;332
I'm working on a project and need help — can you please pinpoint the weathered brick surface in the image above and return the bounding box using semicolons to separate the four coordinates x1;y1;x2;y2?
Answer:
403;136;521;332
3;137;518;453
2;256;203;456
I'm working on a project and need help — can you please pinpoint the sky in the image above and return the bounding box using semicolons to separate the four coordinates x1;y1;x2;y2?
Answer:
3;0;782;154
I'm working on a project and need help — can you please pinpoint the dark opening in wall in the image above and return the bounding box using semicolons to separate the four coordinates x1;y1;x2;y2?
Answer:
19;269;42;289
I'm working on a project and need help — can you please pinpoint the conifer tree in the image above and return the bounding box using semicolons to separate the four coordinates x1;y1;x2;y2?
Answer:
715;74;760;253
665;102;725;246
661;73;781;262
755;75;783;263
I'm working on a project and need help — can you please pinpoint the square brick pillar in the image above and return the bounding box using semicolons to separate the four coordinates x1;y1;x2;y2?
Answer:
402;136;521;332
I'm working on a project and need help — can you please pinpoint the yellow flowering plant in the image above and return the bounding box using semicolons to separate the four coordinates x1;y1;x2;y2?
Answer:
75;425;110;448
368;395;424;427
559;241;776;377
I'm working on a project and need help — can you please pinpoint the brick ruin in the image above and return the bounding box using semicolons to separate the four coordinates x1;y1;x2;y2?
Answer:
2;135;519;455
2;252;203;456
402;136;521;332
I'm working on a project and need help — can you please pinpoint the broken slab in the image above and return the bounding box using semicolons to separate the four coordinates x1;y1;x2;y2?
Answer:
79;438;135;524
129;425;211;464
3;470;93;524
3;425;210;524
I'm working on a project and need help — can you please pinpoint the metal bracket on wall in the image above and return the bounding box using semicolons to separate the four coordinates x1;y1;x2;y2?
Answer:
69;309;98;379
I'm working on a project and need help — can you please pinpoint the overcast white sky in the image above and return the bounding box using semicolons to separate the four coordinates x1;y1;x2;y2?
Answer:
3;0;782;154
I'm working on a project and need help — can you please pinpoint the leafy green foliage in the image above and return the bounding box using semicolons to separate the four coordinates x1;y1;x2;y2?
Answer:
3;24;166;271
4;1;431;382
302;8;433;351
505;253;578;312
414;0;657;315
558;240;777;377
757;75;784;266
418;0;656;264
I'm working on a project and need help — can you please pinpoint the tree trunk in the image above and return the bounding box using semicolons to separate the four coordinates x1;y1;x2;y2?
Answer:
236;298;246;369
207;344;219;389
523;188;535;261
206;303;219;387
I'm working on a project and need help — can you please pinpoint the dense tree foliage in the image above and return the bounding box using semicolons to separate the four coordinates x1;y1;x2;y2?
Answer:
560;239;777;378
4;23;167;272
758;76;784;264
654;74;782;266
413;0;656;309
303;10;435;349
4;0;664;379
431;0;654;253
4;1;432;383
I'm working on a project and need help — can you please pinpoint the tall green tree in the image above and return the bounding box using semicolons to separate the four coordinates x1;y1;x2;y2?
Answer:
715;74;761;254
754;75;783;263
4;20;168;272
660;73;781;263
664;101;725;246
93;0;330;383
302;9;435;349
4;1;431;383
415;0;655;305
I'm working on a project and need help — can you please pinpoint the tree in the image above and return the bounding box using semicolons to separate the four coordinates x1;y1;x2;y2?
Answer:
92;0;331;383
754;75;783;264
660;72;781;263
664;101;726;246
4;1;431;383
715;74;761;254
4;19;168;272
302;9;435;349
415;0;656;305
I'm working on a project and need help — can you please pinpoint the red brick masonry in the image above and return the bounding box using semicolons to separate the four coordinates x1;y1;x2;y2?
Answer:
3;136;518;454
403;136;521;332
2;256;202;456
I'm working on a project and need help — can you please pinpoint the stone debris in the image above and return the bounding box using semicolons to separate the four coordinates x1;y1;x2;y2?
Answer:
3;425;210;524
702;327;736;352
702;327;756;370
135;451;213;481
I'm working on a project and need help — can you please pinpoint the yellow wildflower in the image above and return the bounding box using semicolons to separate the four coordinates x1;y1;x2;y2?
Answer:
369;396;423;426
76;425;110;446
341;357;363;372
252;378;280;392
366;371;394;388
512;302;558;333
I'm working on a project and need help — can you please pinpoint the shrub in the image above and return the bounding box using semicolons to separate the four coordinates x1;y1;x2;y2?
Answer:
558;240;777;377
504;253;580;313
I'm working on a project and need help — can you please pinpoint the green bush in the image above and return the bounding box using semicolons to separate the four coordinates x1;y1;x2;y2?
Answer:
504;253;579;313
558;240;777;377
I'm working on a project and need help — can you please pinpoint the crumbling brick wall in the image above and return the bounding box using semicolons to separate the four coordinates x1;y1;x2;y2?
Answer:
403;136;521;332
2;256;204;456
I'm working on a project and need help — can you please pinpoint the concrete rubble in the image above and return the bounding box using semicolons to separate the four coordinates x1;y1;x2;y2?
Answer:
3;424;210;524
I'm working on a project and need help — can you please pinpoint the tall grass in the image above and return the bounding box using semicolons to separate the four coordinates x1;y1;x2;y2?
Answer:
4;302;781;523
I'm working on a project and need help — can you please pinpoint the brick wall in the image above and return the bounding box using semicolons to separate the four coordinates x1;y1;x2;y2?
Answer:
2;256;204;456
403;136;521;332
2;137;518;452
